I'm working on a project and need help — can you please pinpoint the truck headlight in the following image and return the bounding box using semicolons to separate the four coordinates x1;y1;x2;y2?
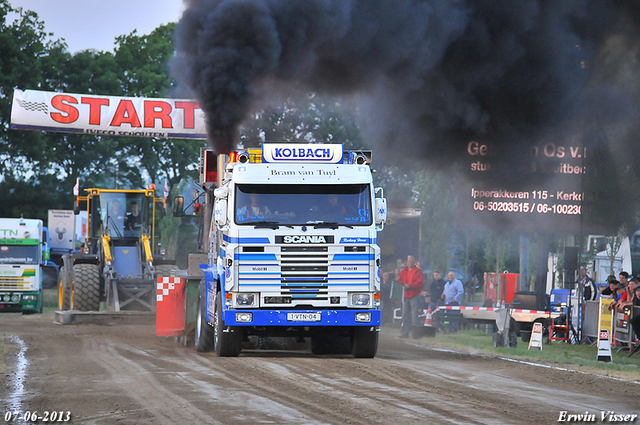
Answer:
23;295;36;301
12;294;22;302
355;312;372;322
236;293;257;306
351;293;370;306
2;295;10;302
236;312;253;322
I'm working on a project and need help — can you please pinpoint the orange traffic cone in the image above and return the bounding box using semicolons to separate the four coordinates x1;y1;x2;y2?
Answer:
424;307;433;326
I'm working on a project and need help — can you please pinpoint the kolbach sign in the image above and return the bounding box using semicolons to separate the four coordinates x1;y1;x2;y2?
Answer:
262;143;343;163
11;89;207;139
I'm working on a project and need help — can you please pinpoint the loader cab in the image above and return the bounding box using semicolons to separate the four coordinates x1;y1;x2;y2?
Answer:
89;192;150;240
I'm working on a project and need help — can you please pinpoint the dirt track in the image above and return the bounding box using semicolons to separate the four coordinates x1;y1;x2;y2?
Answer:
1;313;638;425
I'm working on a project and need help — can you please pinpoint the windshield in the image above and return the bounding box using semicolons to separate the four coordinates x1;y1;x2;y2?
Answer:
91;193;149;238
0;245;39;265
234;184;372;226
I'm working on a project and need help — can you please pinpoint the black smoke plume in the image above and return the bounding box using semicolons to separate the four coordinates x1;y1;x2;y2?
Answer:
173;0;640;164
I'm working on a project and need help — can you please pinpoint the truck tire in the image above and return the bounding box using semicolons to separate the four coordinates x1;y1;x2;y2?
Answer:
195;282;214;352
73;263;101;312
58;266;71;311
42;266;58;289
214;295;242;357
351;326;378;358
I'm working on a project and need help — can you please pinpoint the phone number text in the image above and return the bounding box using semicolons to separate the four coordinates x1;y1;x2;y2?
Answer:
472;201;581;215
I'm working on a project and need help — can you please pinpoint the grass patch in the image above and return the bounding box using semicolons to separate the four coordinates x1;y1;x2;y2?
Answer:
383;326;640;381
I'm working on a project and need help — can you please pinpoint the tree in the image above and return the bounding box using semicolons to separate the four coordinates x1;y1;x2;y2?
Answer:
0;5;203;221
240;91;365;148
606;225;627;277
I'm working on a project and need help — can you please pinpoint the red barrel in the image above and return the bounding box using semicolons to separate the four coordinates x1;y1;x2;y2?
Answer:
156;277;186;337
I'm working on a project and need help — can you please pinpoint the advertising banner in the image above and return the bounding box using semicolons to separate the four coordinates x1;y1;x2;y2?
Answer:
47;210;75;251
599;298;614;336
11;89;207;140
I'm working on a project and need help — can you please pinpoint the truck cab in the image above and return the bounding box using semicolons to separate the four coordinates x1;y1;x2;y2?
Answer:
0;218;44;314
194;144;387;357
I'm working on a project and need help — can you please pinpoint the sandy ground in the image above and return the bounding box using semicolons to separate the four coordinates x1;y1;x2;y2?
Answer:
1;313;638;425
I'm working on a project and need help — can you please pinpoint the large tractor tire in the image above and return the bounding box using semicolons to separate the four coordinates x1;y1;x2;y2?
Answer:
156;264;177;278
214;295;242;357
195;281;214;352
73;263;101;312
58;266;71;311
351;327;378;358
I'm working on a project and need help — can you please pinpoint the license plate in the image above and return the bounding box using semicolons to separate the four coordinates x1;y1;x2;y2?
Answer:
287;312;321;322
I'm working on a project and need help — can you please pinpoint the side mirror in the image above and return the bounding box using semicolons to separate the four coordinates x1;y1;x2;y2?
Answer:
214;199;227;226
173;196;184;217
375;197;387;226
214;187;229;199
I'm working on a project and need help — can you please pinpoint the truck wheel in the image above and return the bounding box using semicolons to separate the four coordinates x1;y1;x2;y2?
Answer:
73;263;101;312
195;282;214;352
214;295;242;357
508;332;518;347
58;266;71;311
351;327;378;358
42;266;58;289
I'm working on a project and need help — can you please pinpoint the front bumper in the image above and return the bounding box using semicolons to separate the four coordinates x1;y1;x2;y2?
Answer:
222;309;380;326
0;291;40;312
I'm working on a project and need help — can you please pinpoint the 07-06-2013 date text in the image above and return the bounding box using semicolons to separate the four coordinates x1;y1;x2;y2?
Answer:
4;411;71;423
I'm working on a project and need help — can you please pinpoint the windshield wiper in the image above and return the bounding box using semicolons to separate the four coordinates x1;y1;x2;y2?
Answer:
313;221;340;229
253;221;280;229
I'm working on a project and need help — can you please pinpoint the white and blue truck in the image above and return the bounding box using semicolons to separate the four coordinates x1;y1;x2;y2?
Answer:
0;217;45;314
181;144;387;357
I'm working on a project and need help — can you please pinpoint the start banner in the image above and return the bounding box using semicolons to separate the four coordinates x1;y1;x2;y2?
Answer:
11;89;207;140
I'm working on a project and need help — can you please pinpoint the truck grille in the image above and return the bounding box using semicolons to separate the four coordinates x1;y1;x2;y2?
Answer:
0;277;30;290
236;244;371;304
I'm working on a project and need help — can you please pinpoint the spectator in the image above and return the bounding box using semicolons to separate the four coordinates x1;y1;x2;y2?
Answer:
441;271;464;333
427;270;446;312
629;285;640;346
617;278;637;312
396;255;424;339
619;271;630;287
579;267;597;302
380;271;393;325
601;277;617;299
608;282;626;312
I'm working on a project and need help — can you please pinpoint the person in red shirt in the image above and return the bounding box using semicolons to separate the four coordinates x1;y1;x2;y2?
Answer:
396;255;424;338
617;279;637;312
